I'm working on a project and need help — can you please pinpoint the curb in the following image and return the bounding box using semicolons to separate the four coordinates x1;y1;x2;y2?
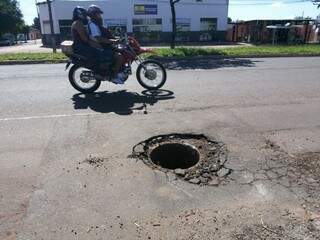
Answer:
0;54;319;65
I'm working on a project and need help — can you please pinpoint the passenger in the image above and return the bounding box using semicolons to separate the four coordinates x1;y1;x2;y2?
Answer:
87;5;125;84
71;6;108;74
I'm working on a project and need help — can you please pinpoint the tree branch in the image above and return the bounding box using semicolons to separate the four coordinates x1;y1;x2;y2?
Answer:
312;0;320;8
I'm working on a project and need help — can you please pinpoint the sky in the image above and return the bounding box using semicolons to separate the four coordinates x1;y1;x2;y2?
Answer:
19;0;320;25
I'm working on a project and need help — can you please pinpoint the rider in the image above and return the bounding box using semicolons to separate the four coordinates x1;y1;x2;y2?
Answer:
87;5;125;84
71;6;109;74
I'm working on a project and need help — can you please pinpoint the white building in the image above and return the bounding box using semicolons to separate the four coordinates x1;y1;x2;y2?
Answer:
37;0;229;45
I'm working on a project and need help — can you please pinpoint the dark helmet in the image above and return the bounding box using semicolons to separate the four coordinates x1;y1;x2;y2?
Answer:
87;5;103;17
72;6;87;22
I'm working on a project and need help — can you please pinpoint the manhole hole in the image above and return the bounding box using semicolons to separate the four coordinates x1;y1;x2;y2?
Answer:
130;133;230;185
150;143;200;169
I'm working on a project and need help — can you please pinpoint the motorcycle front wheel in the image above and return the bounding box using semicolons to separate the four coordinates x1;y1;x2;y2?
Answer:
136;60;167;90
68;65;101;94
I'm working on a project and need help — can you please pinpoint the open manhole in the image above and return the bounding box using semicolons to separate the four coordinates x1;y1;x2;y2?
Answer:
130;133;230;185
150;143;200;169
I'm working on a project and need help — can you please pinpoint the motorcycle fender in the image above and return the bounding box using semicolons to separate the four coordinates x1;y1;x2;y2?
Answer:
65;61;72;71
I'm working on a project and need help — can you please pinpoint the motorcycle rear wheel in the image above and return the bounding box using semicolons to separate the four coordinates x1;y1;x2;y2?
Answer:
136;60;167;90
68;65;101;94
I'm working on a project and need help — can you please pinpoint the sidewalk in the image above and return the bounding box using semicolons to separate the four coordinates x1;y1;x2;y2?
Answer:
0;39;61;55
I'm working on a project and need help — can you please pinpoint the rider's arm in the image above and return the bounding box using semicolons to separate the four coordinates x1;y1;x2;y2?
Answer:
96;37;119;45
89;22;119;45
75;21;89;43
75;22;100;48
71;21;100;48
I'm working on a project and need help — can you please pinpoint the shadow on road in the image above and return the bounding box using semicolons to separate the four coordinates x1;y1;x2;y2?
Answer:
71;89;175;115
161;58;260;70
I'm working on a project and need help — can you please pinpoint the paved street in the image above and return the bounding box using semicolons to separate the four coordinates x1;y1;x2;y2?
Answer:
0;57;320;239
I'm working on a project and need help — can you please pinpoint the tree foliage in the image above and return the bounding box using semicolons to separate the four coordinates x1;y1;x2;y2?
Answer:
33;17;41;31
0;0;24;36
312;0;320;8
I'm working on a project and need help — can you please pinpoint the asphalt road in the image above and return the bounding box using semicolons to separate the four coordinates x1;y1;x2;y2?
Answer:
0;57;320;240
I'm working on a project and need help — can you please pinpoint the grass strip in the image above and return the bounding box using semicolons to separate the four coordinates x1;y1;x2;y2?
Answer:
0;45;320;62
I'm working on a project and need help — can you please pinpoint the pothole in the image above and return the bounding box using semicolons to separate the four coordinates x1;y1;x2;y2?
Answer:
130;133;230;185
150;143;200;169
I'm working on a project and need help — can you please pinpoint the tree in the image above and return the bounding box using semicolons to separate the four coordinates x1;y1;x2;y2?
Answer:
228;17;232;24
170;0;180;49
294;16;313;20
312;0;320;8
33;17;41;31
0;0;23;36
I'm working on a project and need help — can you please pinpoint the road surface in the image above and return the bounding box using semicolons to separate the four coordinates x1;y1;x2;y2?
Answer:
0;57;320;239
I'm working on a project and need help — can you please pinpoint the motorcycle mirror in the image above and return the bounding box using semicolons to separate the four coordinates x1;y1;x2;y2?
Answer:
115;27;122;35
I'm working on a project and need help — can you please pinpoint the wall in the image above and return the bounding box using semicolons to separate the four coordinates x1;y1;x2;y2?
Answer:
39;0;228;32
39;0;229;45
228;20;320;44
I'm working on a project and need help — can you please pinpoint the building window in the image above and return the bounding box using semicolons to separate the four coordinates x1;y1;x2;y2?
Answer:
132;18;162;42
200;18;218;41
133;18;162;32
59;19;72;40
172;18;191;41
200;18;217;31
176;18;191;32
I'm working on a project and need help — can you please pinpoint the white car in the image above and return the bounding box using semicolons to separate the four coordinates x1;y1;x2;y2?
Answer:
17;34;27;43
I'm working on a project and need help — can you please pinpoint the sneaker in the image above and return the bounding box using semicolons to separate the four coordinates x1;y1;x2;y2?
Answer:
112;73;125;84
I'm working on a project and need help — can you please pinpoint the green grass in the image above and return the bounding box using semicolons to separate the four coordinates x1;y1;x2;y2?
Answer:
148;44;320;58
220;44;320;57
0;45;320;63
0;52;67;62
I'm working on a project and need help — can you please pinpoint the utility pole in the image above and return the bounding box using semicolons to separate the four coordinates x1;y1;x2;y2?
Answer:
35;0;39;44
170;0;180;49
47;0;56;53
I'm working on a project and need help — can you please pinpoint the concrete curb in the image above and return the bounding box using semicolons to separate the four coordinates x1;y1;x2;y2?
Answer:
0;54;319;65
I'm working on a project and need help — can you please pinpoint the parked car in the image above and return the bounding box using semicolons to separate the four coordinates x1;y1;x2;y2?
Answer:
0;37;14;46
17;34;27;43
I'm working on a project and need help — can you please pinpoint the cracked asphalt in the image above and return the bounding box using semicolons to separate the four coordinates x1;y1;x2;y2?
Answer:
0;57;320;239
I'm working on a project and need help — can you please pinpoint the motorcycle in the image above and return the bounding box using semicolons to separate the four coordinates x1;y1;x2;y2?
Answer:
62;32;167;94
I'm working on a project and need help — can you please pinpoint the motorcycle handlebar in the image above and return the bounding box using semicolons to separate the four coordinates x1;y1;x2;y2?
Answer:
118;33;128;45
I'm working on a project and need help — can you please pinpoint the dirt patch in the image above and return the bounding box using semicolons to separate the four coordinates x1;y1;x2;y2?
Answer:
232;220;320;240
130;133;230;185
83;155;107;168
292;152;320;182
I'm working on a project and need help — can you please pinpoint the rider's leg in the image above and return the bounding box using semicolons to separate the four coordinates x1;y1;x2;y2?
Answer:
97;48;112;76
113;52;126;75
111;53;126;84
